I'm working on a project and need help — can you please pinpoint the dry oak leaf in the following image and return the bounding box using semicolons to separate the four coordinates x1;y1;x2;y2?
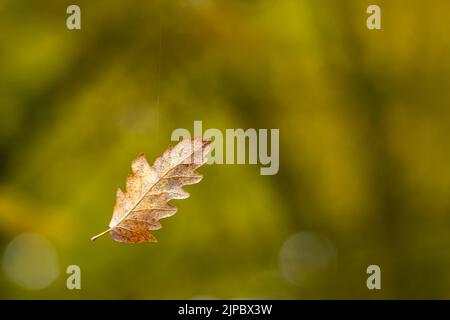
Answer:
91;137;212;243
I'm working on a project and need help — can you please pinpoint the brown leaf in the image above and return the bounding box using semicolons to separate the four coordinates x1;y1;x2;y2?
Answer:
91;137;212;244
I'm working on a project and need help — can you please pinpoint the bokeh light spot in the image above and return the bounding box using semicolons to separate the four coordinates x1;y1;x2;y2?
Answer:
2;233;60;290
279;231;337;287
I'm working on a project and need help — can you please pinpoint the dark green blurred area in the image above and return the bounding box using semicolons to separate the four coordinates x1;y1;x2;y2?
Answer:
1;0;450;299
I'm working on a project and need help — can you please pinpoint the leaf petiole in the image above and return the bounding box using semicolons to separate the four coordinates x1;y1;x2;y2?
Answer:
90;228;111;241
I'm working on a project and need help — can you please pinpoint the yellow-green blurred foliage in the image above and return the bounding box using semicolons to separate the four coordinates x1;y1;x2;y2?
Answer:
1;0;450;299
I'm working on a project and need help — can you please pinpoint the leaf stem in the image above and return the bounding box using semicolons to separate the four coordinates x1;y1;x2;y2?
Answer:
90;228;111;241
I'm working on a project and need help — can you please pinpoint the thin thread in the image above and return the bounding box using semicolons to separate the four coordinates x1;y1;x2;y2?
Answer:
155;0;163;145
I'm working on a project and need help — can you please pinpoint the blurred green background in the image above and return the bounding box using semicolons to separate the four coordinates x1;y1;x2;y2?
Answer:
1;0;450;299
